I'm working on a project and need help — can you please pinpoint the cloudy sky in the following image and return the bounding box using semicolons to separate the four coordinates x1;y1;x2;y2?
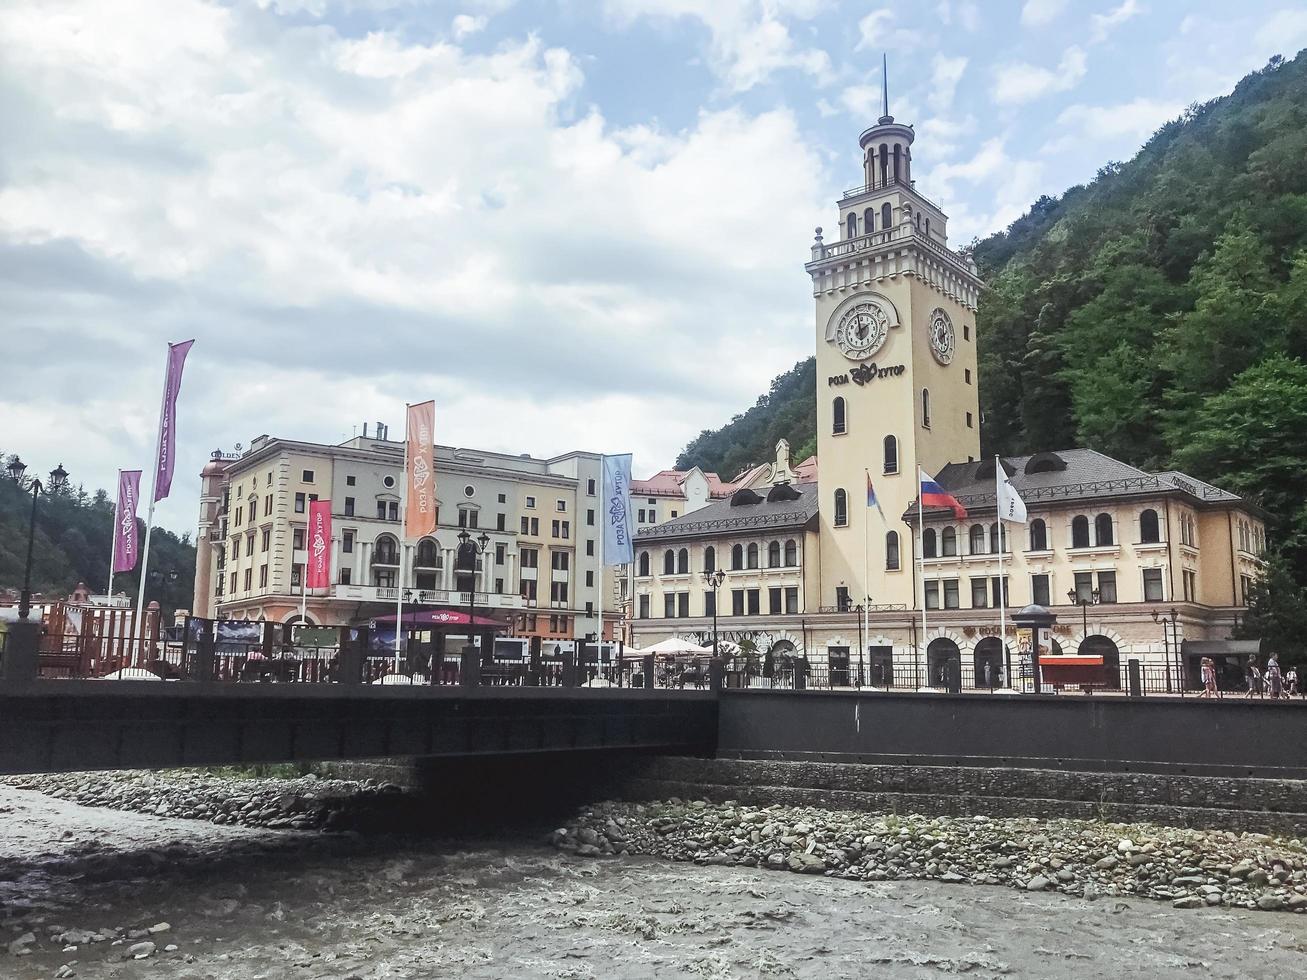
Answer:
3;0;1305;535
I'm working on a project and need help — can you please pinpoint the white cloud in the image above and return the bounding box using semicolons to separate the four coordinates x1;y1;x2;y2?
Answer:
934;2;979;31
603;0;831;92
1255;8;1307;51
992;46;1087;104
854;7;922;52
1045;96;1180;153
0;0;827;531
1020;0;1066;27
451;14;488;40
928;54;967;112
1090;0;1143;43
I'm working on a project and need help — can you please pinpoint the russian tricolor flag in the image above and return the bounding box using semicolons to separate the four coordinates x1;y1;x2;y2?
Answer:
866;470;885;520
919;468;968;519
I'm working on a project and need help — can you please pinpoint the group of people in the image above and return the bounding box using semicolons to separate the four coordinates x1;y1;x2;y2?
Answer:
1202;655;1301;699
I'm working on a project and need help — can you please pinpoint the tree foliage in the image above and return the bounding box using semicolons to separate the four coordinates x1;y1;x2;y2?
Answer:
0;454;195;616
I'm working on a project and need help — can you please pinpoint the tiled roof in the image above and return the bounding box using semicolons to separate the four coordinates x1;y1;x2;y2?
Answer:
910;448;1244;517
636;482;820;542
630;469;735;498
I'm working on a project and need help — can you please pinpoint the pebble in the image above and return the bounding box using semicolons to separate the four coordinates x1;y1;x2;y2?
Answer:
128;940;156;958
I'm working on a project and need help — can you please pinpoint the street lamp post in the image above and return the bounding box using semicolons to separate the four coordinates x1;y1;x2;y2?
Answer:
703;568;726;659
457;528;491;662
1067;585;1101;689
854;603;865;688
6;458;68;620
1152;607;1181;693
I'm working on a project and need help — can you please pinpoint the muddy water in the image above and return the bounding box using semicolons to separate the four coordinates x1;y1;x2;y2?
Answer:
3;785;1306;979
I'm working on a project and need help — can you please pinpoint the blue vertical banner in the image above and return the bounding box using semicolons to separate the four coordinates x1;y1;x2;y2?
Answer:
601;453;635;566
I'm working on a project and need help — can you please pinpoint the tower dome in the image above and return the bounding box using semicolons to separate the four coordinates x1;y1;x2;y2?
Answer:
857;55;914;192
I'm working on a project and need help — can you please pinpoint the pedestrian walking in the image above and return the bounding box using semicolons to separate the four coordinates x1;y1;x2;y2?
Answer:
1266;656;1284;700
1286;665;1300;698
1244;659;1262;699
1200;657;1219;699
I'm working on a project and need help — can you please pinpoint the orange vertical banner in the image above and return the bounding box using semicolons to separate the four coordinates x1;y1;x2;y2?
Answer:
405;400;436;538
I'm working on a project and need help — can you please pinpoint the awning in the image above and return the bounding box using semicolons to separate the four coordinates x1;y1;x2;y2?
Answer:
370;610;508;628
1039;656;1103;666
1181;639;1261;658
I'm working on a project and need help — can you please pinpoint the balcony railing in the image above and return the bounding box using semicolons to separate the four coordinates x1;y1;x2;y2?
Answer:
841;176;942;212
333;584;523;610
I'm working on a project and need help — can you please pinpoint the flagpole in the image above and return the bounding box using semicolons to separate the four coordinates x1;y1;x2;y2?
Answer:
135;351;171;651
996;455;1006;689
108;470;120;598
862;470;869;689
917;470;926;683
597;455;605;661
395;407;409;675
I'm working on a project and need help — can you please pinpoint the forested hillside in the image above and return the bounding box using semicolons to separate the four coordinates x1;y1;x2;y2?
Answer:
675;53;1307;587
0;453;195;616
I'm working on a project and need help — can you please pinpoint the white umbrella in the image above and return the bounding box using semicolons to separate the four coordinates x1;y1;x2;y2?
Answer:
639;637;712;656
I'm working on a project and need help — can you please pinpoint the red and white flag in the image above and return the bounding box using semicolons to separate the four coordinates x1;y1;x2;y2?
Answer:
305;499;332;589
404;401;436;538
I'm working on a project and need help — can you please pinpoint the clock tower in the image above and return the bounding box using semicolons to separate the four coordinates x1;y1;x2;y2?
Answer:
806;75;984;610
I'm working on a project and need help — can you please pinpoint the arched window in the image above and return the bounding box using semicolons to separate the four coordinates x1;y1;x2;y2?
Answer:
881;202;892;229
638;551;650;577
1071;515;1090;549
677;547;689;574
969;524;986;554
374;534;400;564
879;142;889;184
846;212;857;239
767;540;781;567
704;546;716;573
893;144;901;182
990;523;1002;553
731;543;743;569
925;217;931;236
1095;513;1114;547
923;528;937;558
833;396;847;435
834;489;848;527
864;207;875;233
886;531;900;570
663;549;675;575
883;435;899;474
921;388;931;428
941;526;957;556
415;538;439;567
915;212;922;229
1030;519;1047;552
746;542;759;569
784;539;797;565
1140;509;1160;544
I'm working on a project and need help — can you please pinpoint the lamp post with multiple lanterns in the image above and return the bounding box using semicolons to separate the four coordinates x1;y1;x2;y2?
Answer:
702;568;726;659
6;457;68;621
1151;606;1181;693
457;528;492;659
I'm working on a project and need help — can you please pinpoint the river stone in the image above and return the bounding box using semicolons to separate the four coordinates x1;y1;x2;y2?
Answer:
1026;876;1052;892
1257;894;1287;911
129;941;156;958
1172;896;1204;909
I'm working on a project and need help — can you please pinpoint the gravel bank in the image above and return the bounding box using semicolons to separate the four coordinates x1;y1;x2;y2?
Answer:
552;798;1307;913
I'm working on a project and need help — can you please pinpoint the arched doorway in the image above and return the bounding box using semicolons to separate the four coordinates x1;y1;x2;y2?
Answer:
765;639;796;680
973;637;1004;689
1080;634;1121;688
927;637;961;689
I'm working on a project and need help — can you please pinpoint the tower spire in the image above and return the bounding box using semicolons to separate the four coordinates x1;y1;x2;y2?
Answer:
882;53;889;119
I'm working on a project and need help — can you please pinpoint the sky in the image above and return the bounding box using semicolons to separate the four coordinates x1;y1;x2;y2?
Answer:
3;0;1306;536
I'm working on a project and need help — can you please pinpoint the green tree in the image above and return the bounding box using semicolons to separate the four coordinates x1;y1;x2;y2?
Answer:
1235;557;1307;666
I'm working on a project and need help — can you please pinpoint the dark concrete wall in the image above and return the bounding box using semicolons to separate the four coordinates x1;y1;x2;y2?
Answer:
718;690;1307;779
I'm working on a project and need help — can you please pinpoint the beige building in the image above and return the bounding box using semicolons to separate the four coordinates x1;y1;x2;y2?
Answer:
193;426;617;644
632;101;1267;687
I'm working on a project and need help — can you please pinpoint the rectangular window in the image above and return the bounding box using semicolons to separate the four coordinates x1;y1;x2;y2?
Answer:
1074;571;1094;603
291;567;301;588
340;567;351;584
1240;574;1252;606
344;497;355;516
495;577;504;594
551;581;568;603
1031;574;1050;606
458;509;468;528
785;587;799;614
497;513;506;531
346;475;356;486
521;580;538;602
302;469;314;483
925;581;940;610
265;494;272;515
965;412;973;428
943;578;960;609
530;518;539;536
971;578;988;608
704;591;716;617
388;501;399;521
585;570;594;587
678;592;689;618
521;516;530;535
991;576;1010;606
1097;570;1118;604
259;565;268;588
1182;569;1196;602
587;508;595;526
671;510;678;518
495;543;506;566
587;478;596;495
265;473;271;487
769;587;782;615
377;501;387;520
498;493;506;504
664;594;676;618
1143;568;1164;602
294;493;305;514
585;539;594;556
732;589;745;616
291;528;303;550
746;589;760;615
648;509;656;523
249;498;258;522
343;530;354;553
520;548;538;568
638;509;646;523
552;552;569;571
246;536;254;557
260;528;270;552
235;506;243;527
229;572;237;594
557;499;566;512
526;496;536;509
965;368;972;385
639;594;650;619
835;586;850;611
243;568;252;591
562;521;570;539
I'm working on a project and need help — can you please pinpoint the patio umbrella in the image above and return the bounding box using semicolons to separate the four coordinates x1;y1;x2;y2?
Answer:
639;637;712;656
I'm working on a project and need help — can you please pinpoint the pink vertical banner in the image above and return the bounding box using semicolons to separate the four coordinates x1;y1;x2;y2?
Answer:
113;470;143;572
154;339;195;502
305;499;333;589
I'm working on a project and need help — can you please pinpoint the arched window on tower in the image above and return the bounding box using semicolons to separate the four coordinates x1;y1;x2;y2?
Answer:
886;530;900;570
1140;509;1160;544
925;216;931;237
893;144;901;182
883;435;898;474
922;388;931;428
832;396;847;435
879;143;889;185
846;212;857;239
915;212;922;230
881;202;892;229
834;489;848;527
864;207;875;234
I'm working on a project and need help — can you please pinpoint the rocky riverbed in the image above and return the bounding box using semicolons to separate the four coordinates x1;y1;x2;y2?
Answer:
4;772;1307;977
553;799;1307;913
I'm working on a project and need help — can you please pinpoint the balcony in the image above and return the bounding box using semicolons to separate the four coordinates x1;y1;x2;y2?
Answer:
370;552;401;568
332;584;523;610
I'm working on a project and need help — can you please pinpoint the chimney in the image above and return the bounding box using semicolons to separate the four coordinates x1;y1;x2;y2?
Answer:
363;422;369;439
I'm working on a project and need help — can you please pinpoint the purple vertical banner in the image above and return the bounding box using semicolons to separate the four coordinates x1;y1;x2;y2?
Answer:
113;470;143;572
154;339;195;502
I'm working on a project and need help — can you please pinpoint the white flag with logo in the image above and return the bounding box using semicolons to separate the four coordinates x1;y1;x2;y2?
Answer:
996;467;1028;523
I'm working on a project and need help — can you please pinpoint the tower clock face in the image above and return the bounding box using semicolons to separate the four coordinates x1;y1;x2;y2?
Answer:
832;301;890;360
929;308;956;365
